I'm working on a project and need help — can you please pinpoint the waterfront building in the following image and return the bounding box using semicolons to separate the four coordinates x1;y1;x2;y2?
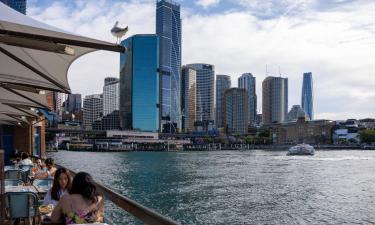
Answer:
216;74;231;129
270;117;334;144
301;72;313;120
287;105;306;121
92;110;120;131
238;73;257;125
186;64;215;129
1;0;26;14
224;88;249;134
120;34;159;132
181;66;196;133
83;94;103;130
262;76;288;125
156;0;182;133
103;77;119;116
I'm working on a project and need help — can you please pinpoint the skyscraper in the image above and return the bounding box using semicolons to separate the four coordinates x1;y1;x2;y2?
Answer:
186;64;215;125
301;72;313;120
224;88;249;134
216;75;231;128
156;0;182;133
120;34;159;132
103;77;119;116
181;66;196;133
83;94;103;130
238;73;257;125
262;76;288;125
1;0;26;14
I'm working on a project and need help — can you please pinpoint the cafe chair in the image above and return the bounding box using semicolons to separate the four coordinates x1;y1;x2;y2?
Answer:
3;192;40;225
4;169;23;180
4;179;23;186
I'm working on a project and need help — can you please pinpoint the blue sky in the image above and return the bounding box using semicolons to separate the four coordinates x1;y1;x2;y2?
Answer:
27;0;375;120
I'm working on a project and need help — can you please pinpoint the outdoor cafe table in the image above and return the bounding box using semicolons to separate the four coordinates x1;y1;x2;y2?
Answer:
5;185;38;193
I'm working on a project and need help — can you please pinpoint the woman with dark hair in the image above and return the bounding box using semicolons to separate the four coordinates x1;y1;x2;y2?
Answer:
20;152;33;165
51;172;104;224
43;168;71;207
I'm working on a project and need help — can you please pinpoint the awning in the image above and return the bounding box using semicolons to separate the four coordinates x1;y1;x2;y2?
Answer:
0;87;49;109
0;2;125;93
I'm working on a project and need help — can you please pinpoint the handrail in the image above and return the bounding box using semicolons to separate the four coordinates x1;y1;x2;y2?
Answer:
58;165;181;225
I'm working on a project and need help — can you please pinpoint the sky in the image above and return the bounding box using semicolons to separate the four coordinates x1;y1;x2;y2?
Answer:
26;0;375;120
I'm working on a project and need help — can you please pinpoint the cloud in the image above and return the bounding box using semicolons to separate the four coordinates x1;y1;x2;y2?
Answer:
28;0;375;120
195;0;220;8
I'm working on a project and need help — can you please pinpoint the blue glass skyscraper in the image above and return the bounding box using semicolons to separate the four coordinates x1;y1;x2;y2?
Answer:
1;0;26;14
120;35;159;132
156;0;181;133
301;72;313;120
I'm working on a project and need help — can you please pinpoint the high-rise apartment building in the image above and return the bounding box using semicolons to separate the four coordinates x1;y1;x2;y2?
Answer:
186;64;215;125
224;88;249;134
262;76;288;125
120;35;159;132
238;73;257;125
1;0;26;14
301;72;313;120
103;77;119;116
181;66;196;133
83;94;103;130
216;75;231;128
156;0;181;133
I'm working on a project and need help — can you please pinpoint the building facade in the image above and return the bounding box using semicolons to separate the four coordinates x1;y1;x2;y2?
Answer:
103;77;119;116
224;88;249;134
92;110;120;131
62;94;82;122
271;117;334;144
181;66;196;133
120;34;159;132
216;74;231;128
287;105;306;121
262;76;288;125
301;72;313;120
1;0;26;14
83;94;103;130
238;73;257;125
186;64;215;126
156;0;181;133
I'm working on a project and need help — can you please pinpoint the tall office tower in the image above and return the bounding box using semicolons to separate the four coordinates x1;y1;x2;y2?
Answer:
186;64;215;126
63;94;81;113
216;75;231;128
181;66;196;133
238;73;257;125
156;0;181;133
103;77;119;116
262;76;288;125
1;0;26;14
224;88;249;134
120;35;159;132
301;72;313;120
83;94;103;130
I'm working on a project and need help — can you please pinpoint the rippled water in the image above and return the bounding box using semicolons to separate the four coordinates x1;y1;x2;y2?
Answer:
48;150;375;225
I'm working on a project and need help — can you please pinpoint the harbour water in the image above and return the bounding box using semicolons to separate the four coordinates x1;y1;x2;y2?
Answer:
48;150;375;225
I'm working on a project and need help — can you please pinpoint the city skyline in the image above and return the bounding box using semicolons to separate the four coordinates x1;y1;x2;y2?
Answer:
27;0;375;120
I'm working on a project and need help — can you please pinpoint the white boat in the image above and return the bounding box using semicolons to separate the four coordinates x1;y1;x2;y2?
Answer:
287;143;315;156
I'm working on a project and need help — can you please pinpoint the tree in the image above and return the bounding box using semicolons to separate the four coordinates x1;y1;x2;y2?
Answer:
359;130;375;143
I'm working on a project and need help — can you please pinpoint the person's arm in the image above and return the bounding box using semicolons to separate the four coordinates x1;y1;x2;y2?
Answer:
96;196;105;222
43;189;52;205
51;195;65;224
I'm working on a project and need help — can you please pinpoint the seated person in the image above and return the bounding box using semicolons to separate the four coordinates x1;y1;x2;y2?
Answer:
51;172;104;224
34;158;57;179
43;168;71;207
19;152;33;166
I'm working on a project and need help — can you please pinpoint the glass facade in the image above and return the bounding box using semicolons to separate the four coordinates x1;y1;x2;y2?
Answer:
181;66;196;132
216;75;231;128
120;35;159;132
1;0;26;14
156;0;181;133
301;72;313;120
262;76;288;124
238;73;257;125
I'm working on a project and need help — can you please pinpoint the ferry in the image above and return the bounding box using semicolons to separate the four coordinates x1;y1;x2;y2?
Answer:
287;143;315;156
